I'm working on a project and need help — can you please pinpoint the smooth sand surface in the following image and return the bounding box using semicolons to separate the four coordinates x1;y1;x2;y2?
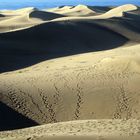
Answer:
0;4;140;140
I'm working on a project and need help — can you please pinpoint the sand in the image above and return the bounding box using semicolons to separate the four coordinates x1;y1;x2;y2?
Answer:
1;119;140;140
0;4;140;140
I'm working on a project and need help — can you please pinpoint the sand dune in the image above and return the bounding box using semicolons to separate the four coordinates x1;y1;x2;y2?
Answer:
0;43;140;125
47;5;97;17
103;4;137;17
1;120;140;140
0;4;140;140
0;7;64;32
47;4;137;18
0;4;139;71
88;6;113;13
0;16;130;72
0;4;139;33
29;10;65;21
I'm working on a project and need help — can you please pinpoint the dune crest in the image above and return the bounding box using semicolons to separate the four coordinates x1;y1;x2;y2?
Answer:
47;4;96;16
104;4;137;17
14;7;38;14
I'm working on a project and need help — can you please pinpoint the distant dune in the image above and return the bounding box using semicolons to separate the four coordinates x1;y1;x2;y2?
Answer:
29;10;65;21
0;4;140;140
47;5;97;17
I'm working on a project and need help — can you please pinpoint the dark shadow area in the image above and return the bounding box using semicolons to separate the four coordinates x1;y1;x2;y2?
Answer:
92;17;140;42
0;101;38;131
0;14;5;17
29;10;65;21
88;6;113;13
0;20;128;73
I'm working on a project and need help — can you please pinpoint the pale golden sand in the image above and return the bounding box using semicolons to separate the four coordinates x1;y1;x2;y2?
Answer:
0;4;140;140
1;120;140;140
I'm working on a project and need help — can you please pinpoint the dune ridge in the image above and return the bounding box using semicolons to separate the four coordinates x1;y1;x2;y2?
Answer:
0;4;138;33
0;3;140;140
47;4;97;17
104;4;137;17
1;119;140;140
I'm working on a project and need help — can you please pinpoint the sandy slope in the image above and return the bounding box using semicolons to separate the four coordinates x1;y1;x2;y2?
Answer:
47;5;97;17
0;3;140;140
0;7;64;32
1;119;140;140
0;43;140;124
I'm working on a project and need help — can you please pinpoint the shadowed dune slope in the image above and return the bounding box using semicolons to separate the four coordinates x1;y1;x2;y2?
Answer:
90;15;140;42
0;102;38;131
29;10;65;20
103;4;137;17
47;5;97;16
0;20;128;72
0;5;139;72
88;6;113;13
0;14;5;17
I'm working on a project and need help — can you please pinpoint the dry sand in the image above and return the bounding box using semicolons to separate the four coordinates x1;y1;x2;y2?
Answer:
0;4;140;140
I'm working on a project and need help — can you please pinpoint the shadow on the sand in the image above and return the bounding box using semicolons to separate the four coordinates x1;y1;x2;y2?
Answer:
0;101;38;131
0;20;128;73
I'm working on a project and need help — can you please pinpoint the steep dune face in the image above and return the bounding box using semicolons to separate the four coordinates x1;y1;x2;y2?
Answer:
0;4;140;72
49;4;140;42
91;12;140;42
0;20;128;72
0;4;140;139
29;10;65;21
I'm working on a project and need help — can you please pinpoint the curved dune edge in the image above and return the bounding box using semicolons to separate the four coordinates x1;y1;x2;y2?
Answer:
0;4;139;34
52;4;138;21
0;119;140;140
48;4;137;18
104;4;137;17
47;4;97;16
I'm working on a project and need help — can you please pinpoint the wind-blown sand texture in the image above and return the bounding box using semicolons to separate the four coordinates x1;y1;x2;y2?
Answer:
0;4;140;140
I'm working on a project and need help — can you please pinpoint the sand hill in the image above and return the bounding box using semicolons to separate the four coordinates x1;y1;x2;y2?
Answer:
29;10;65;21
104;4;137;17
0;4;140;140
47;5;97;16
